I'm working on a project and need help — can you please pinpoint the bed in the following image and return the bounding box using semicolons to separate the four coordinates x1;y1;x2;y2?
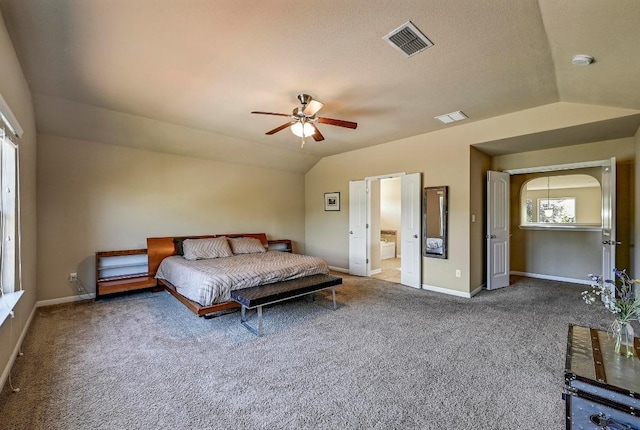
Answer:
147;233;330;317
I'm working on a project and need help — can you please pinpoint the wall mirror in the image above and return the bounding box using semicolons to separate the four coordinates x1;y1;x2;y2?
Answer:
423;186;448;259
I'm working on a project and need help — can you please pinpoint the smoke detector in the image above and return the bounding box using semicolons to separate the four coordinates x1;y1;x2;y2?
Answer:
383;21;434;58
571;55;594;66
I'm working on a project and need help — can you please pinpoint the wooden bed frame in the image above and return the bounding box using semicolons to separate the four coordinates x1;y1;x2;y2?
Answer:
147;233;269;317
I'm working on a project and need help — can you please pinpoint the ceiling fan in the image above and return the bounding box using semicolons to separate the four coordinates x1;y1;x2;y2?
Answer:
251;94;357;147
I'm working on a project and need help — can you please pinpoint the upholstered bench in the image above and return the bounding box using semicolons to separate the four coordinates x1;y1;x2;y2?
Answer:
230;274;342;336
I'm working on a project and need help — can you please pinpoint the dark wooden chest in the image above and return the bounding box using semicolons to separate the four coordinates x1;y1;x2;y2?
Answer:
564;324;640;429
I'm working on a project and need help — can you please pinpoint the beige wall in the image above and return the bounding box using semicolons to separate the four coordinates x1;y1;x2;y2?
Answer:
305;133;472;293
37;135;306;301
492;138;635;171
635;128;640;277
305;105;639;295
470;147;491;290
0;10;37;388
615;161;633;272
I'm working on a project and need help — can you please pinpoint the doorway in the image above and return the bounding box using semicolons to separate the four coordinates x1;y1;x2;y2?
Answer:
371;177;402;283
487;158;618;288
348;172;422;288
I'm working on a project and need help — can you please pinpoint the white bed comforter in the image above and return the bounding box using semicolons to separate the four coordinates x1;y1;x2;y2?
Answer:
155;251;329;306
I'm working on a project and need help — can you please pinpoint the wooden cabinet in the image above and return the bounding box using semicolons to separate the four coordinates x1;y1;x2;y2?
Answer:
268;239;293;253
95;249;156;298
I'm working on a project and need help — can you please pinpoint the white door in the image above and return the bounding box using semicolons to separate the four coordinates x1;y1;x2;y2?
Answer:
349;180;368;276
486;171;510;290
601;157;616;291
400;173;422;288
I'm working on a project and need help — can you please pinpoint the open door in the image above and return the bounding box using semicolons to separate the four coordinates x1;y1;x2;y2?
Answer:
486;170;510;290
400;173;421;288
601;157;616;293
349;180;368;276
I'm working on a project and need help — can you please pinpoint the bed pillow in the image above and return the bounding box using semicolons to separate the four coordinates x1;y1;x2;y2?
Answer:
182;237;233;260
228;237;267;254
174;237;198;256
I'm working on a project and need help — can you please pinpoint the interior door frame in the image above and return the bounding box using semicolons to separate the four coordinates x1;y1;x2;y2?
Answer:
501;158;615;283
363;173;407;277
349;172;422;287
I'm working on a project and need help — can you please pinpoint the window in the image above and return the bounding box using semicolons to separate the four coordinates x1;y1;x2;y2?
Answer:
0;94;23;325
537;197;576;223
1;128;18;294
525;199;533;223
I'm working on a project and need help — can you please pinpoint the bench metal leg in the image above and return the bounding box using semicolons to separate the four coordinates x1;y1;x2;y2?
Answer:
240;305;264;337
238;285;338;337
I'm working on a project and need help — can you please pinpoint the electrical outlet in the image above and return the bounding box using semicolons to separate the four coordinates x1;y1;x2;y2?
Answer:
455;270;461;278
69;272;77;281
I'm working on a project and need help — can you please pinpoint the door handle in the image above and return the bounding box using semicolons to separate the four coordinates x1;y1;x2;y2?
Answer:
490;235;497;239
349;231;353;234
413;234;418;238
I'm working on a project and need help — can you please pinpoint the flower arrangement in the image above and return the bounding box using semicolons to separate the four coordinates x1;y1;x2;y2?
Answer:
582;268;640;356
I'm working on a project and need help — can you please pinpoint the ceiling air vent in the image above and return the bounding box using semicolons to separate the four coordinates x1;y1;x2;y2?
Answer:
383;21;434;58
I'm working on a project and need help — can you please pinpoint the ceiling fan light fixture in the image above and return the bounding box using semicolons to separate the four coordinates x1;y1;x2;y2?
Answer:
291;122;315;138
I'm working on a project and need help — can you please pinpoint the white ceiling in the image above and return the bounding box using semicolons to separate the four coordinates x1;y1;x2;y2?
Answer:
2;0;640;173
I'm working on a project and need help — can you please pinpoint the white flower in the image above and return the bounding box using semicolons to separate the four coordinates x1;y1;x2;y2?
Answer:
582;268;640;324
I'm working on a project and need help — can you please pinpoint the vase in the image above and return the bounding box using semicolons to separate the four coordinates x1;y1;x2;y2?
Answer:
613;320;635;357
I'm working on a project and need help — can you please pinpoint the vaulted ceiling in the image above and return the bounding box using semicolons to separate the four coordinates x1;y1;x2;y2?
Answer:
2;0;640;173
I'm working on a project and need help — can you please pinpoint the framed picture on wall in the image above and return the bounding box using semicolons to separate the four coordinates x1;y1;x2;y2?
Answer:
324;192;340;211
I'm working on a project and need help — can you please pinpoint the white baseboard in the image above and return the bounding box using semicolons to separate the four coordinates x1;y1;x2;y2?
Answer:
0;303;37;392
328;266;349;273
370;269;382;275
36;292;95;308
421;283;475;298
510;271;591;286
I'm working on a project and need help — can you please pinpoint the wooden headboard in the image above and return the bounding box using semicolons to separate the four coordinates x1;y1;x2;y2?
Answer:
147;233;268;276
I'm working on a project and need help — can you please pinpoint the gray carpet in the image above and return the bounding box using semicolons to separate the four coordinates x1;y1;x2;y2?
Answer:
0;274;622;429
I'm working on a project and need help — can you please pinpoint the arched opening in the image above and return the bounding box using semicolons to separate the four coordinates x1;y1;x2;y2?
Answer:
520;173;602;227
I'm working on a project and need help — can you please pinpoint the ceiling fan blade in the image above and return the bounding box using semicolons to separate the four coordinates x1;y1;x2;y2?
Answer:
303;100;324;116
318;117;358;129
312;126;325;142
266;122;293;135
251;111;291;117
